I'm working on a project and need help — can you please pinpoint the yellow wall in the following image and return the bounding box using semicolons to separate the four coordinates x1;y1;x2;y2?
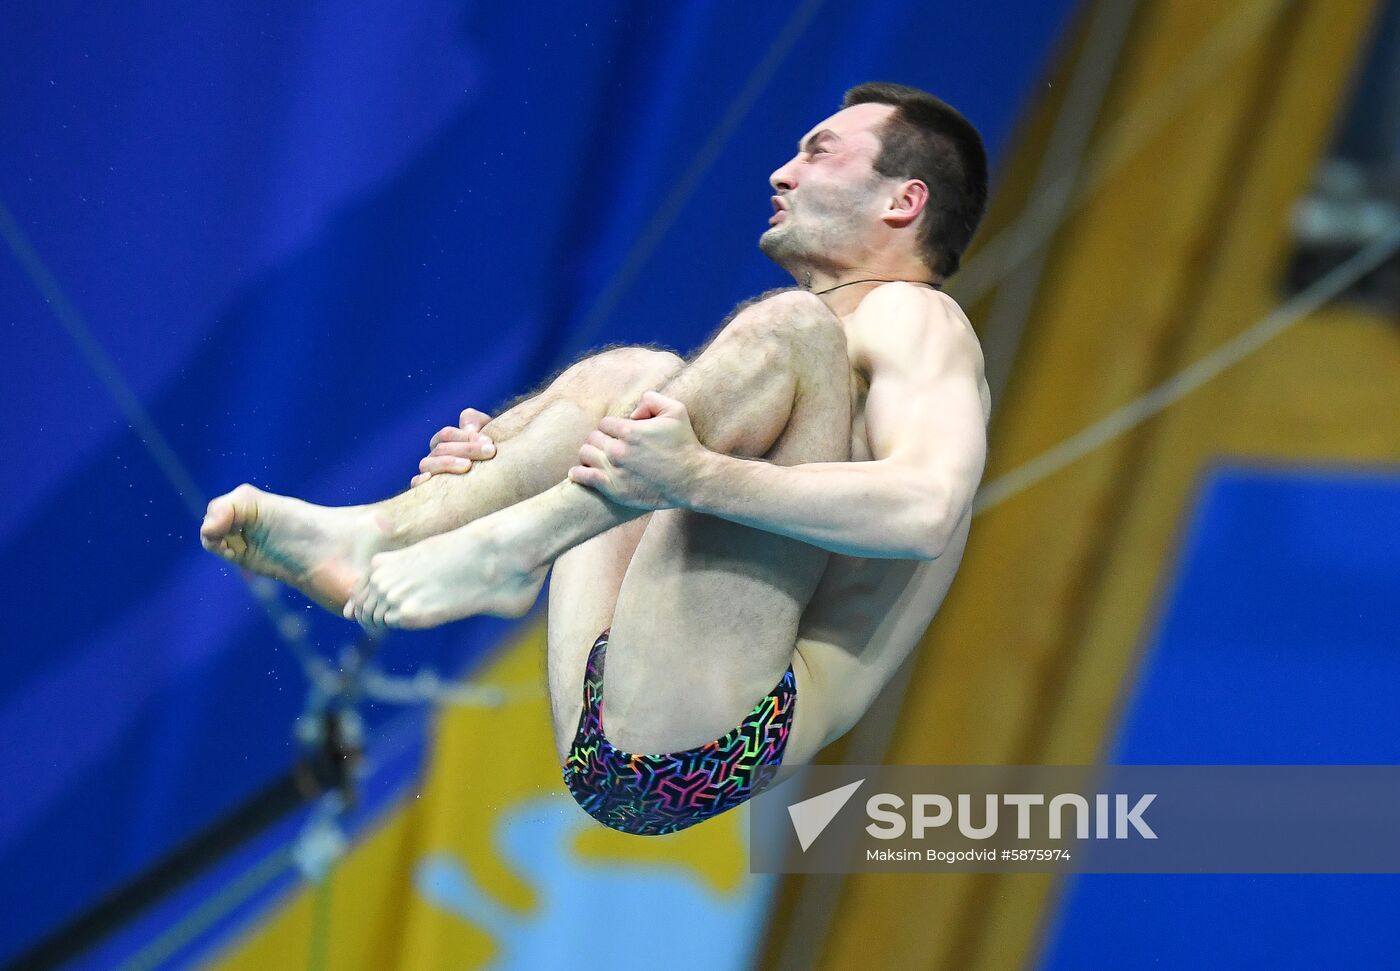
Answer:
767;1;1392;968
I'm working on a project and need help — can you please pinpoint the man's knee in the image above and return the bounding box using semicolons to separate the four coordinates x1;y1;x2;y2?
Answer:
587;346;686;415
589;345;685;383
552;345;683;404
721;290;844;352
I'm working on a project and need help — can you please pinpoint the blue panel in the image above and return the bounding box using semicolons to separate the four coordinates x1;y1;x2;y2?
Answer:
1041;465;1400;970
0;0;1075;962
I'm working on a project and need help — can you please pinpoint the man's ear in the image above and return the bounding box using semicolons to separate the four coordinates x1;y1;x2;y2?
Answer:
883;179;929;229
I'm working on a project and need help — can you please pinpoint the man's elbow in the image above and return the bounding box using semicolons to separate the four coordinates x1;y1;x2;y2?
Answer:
914;488;961;560
915;527;951;560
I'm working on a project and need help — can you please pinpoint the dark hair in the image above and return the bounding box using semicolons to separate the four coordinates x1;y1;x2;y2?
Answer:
842;82;988;277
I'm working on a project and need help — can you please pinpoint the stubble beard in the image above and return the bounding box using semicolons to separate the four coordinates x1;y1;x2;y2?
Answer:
759;196;871;280
758;220;805;270
759;211;843;277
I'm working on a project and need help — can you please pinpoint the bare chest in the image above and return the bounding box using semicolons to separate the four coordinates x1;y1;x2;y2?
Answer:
806;365;919;633
796;362;964;704
848;364;875;462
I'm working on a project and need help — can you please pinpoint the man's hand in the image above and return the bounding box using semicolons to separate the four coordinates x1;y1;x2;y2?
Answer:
569;391;709;511
411;408;496;487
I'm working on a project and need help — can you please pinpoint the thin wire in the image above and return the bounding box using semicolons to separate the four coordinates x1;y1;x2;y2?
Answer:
977;0;1139;402
0;200;207;519
357;666;545;707
112;847;294;971
0;196;342;684
953;0;1285;305
812;277;939;296
553;0;826;367
6;9;824;964
2;183;527;749
306;861;334;971
5;0;1276;691
845;0;1363;786
972;221;1400;515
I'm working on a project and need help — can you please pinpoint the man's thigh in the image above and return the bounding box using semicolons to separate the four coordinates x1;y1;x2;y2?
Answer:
549;289;850;767
591;299;850;764
597;506;835;762
544;514;651;765
545;511;833;770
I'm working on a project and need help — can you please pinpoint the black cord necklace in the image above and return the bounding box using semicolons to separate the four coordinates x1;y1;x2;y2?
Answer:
810;276;941;296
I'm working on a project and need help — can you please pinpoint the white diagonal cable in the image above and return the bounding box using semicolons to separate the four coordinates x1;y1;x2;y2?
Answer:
953;0;1285;306
554;0;826;366
0;197;335;685
972;221;1400;515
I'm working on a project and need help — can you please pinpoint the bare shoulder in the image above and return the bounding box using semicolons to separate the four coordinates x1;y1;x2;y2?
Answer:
847;283;978;354
849;283;991;422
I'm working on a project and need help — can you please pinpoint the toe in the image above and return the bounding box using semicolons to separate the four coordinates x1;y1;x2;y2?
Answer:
200;499;234;548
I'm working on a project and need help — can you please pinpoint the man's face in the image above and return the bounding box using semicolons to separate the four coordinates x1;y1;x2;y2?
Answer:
760;102;896;272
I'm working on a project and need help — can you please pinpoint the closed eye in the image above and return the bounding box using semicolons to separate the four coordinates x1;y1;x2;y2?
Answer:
797;129;841;157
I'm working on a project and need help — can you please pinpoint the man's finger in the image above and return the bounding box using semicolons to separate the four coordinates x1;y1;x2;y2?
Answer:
598;416;630;437
410;473;430;488
577;443;607;469
430;440;493;461
420;455;471;476
643;389;681;410
421;447;471;469
644;390;684;418
569;465;602;488
460;408;492;428
429;425;459;450
432;424;487;449
455;434;495;457
419;453;467;474
433;427;494;449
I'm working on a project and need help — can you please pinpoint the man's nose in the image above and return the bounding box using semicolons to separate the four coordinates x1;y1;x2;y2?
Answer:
770;158;798;192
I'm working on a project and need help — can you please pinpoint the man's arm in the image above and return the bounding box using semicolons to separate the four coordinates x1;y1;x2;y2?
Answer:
347;285;987;627
680;283;988;560
685;457;948;559
514;283;986;567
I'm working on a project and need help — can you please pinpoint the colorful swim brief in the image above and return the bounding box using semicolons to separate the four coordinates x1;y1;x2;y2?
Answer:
562;627;796;836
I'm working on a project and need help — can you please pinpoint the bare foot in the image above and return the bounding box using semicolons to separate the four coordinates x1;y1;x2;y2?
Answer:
200;483;393;612
344;522;548;630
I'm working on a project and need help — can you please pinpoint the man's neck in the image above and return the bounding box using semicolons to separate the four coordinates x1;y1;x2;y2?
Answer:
798;265;941;315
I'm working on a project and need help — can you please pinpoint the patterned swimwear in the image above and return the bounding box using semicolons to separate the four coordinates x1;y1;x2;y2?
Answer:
562;627;797;836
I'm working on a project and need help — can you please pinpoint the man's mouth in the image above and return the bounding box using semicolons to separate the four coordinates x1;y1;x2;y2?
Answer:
769;195;788;225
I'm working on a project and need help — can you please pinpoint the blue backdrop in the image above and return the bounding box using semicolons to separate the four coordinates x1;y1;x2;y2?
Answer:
0;1;1073;963
1042;466;1400;970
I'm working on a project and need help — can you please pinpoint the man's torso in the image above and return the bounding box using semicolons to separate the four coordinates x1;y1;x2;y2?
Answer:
793;291;986;747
